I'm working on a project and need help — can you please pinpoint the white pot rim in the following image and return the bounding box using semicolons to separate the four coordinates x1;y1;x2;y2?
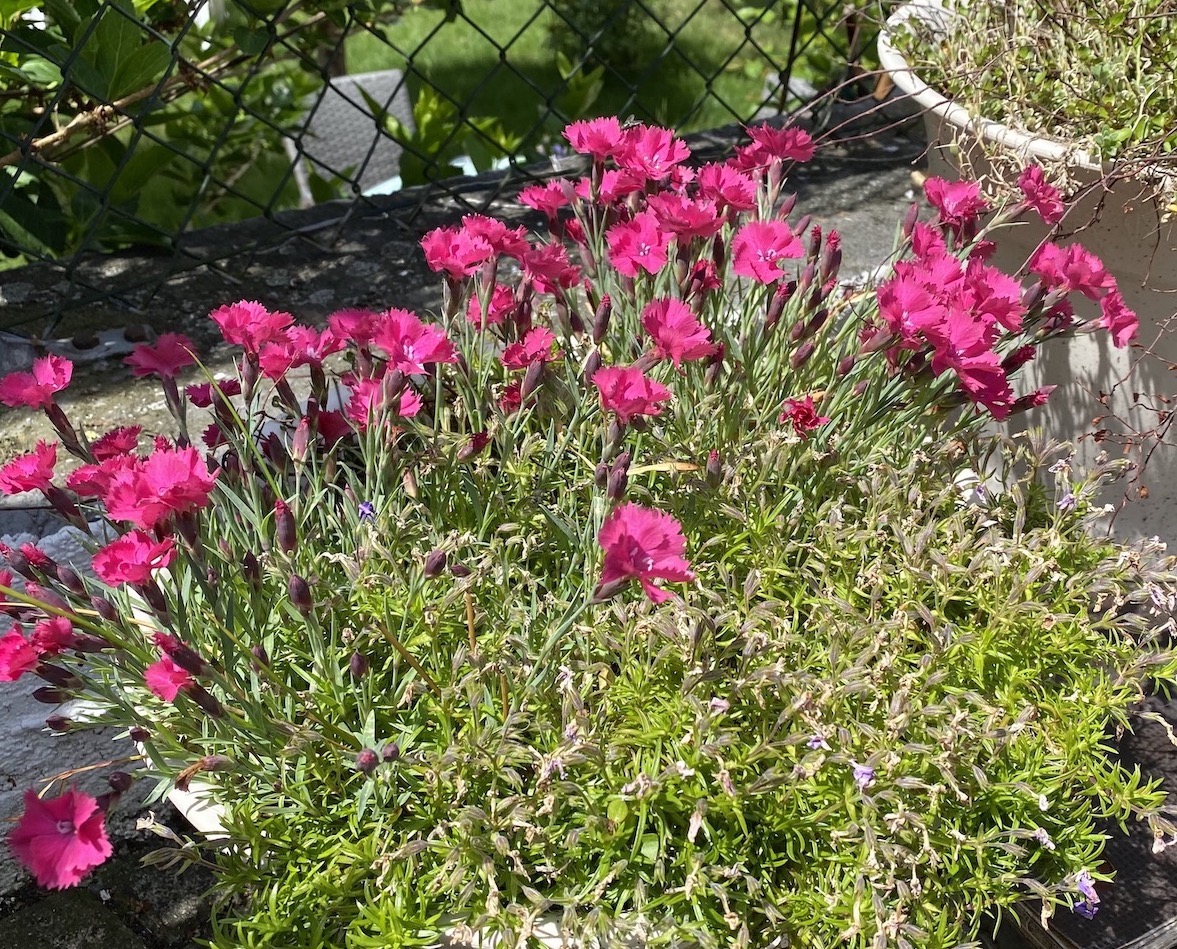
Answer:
876;0;1103;171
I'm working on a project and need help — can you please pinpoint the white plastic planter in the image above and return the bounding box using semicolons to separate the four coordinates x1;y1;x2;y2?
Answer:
878;0;1177;544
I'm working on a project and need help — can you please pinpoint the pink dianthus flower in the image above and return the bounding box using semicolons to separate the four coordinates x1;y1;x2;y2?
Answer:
598;503;695;604
9;788;112;889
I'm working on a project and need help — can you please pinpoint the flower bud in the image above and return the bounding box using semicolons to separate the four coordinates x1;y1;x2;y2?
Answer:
92;594;119;622
349;652;369;679
778;192;797;219
381;742;400;762
765;284;791;330
583;350;603;387
704;343;725;389
451;561;472;579
382;369;406;402
45;715;72;733
1002;345;1037;374
242;552;262;589
261;432;288;473
521;361;544;400
36;664;81;690
806;224;822;262
853;379;870;398
796;262;816;297
705;450;722;489
291;417;312;464
594;461;609;490
154;632;208;677
289;574;313;614
820;232;842;285
220;450;241;481
805;308;829;338
56;565;85;596
592;295;613;345
901;201;920;238
108;772;134;793
590;578;630;604
792;214;811;240
32;687;68;704
201;754;233;772
187;684;224;718
355;748;379;774
250;643;269;670
836;355;857;377
791;342;815;369
607;451;630;503
129;726;151;743
423;549;447;579
274;499;297;555
25;583;68;613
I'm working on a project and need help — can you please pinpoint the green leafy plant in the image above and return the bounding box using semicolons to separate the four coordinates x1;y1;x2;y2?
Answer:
0;119;1172;947
889;0;1177;180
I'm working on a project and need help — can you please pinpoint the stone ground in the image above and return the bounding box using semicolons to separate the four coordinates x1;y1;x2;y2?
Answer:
1;110;1175;948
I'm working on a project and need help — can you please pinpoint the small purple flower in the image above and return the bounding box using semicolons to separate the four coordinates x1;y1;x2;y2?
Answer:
807;733;831;751
851;761;875;789
358;500;376;522
1033;827;1056;850
1057;492;1077;512
1073;899;1099;920
1076;870;1099;904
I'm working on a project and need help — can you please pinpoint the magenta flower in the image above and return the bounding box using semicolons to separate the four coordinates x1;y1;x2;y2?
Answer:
466;283;516;328
459;214;530;259
521;243;581;293
9;788;112;889
731;221;804;284
90;426;142;462
0;627;40;682
93;531;177;587
501;327;561;370
124;333;196;380
642;299;716;367
258;326;344;379
0;441;57;496
209;300;293;353
145;656;192;702
646;193;723;241
371;308;458;374
617;124;691;181
593;366;672;424
607;212;670;278
420;225;494;279
0;354;73;409
779;396;831;438
518;180;572;217
598;503;695;604
1030;242;1116;300
1017;165;1065;225
326;308;379;348
575;168;645;204
736;123;815;168
923;178;989;236
31;617;77;656
696;163;758;212
184;379;240;409
103;446;217;530
344;378;422;432
1098;290;1138;348
564;117;624;160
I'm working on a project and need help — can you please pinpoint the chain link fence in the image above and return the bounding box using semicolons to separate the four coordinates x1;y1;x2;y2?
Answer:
0;0;873;335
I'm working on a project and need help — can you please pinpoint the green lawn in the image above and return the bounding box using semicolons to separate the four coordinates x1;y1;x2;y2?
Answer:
344;0;835;157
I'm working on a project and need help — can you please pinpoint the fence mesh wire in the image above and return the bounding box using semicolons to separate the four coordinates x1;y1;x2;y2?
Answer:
0;0;871;335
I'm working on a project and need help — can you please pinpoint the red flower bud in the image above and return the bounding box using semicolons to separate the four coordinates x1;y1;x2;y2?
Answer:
705;450;723;489
250;643;269;670
901;201;920;238
349;652;369;679
583;350;603;388
423;549;447;579
592;295;613;345
289;574;313;614
521;361;544;400
56;565;85;595
607;451;630;504
791;342;815;369
778;193;797;218
129;726;151;743
242;552;262;589
45;715;72;733
108;772;134;793
274;499;297;554
91;595;119;622
836;355;857;377
355;748;379;774
381;742;400;762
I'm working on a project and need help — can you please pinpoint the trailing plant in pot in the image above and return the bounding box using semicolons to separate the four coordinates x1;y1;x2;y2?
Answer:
878;0;1177;541
1;119;1175;948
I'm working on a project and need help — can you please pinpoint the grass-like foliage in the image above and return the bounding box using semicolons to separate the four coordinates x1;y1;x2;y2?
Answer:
889;0;1177;183
0;118;1174;947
